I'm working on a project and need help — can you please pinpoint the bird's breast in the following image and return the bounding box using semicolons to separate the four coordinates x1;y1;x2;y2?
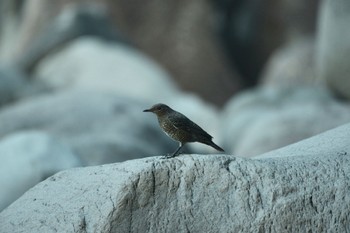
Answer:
158;118;191;142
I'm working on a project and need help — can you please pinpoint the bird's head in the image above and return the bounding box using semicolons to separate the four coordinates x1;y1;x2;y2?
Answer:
143;103;172;117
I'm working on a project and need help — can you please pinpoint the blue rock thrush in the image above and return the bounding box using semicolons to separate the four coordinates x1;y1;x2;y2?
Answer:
144;103;224;158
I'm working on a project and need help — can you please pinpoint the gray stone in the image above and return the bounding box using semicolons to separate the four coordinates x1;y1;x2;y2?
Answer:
317;0;350;99
261;38;320;87
255;123;350;159
0;90;176;165
34;37;180;103
0;131;81;211
221;87;350;156
1;123;349;232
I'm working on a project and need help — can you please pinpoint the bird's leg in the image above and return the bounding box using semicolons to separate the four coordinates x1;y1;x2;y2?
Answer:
171;144;183;157
163;142;184;159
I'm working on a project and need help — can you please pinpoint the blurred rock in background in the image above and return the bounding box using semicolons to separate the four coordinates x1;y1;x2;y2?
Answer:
211;0;319;87
33;37;179;102
317;0;350;100
0;0;240;106
218;0;350;156
0;90;179;166
221;87;350;156
0;131;81;211
261;37;318;87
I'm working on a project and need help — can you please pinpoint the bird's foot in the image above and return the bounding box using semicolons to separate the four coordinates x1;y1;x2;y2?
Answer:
161;152;180;159
161;155;170;159
161;154;174;159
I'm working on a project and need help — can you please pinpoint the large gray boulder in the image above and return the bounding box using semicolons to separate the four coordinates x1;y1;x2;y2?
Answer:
0;90;176;165
261;38;319;87
221;87;350;156
0;131;81;211
1;123;349;232
33;37;180;103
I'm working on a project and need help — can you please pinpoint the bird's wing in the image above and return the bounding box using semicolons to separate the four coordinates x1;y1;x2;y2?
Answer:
169;113;213;139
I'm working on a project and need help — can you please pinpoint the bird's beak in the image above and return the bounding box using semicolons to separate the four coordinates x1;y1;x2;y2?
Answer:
143;108;151;112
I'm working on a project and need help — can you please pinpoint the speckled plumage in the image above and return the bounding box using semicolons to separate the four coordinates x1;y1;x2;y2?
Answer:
144;103;224;158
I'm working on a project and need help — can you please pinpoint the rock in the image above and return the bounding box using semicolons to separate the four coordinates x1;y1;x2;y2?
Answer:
0;90;177;165
212;0;319;87
221;87;350;156
0;131;81;211
34;37;180;103
255;123;350;159
0;0;22;61
1;123;349;232
261;38;320;87
317;0;350;100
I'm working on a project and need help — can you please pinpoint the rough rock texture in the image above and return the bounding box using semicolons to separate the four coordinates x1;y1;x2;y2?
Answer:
0;90;177;165
221;87;350;156
317;0;350;99
1;123;349;232
0;131;81;211
34;37;179;103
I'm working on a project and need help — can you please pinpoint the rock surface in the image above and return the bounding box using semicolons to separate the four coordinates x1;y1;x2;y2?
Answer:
0;131;81;211
1;123;349;232
221;87;350;156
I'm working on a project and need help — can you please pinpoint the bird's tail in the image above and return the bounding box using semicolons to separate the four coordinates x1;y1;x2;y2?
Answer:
206;141;225;152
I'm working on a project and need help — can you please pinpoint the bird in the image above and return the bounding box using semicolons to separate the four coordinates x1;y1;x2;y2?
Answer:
143;103;224;158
